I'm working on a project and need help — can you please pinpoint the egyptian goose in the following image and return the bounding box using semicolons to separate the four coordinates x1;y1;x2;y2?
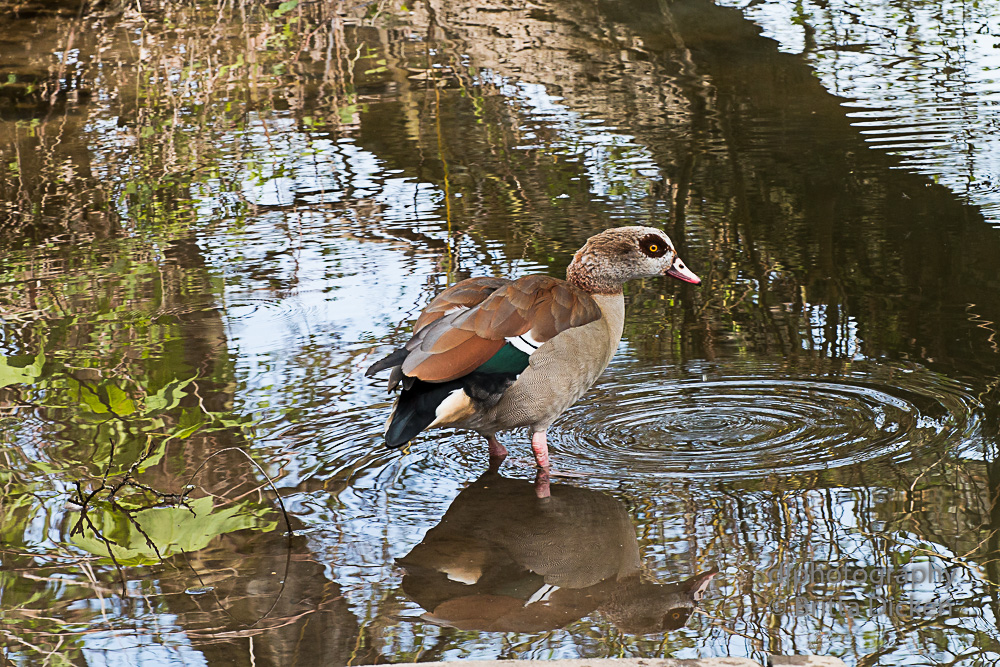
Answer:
366;226;700;492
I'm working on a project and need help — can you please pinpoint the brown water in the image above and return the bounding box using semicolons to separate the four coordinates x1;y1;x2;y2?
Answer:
2;0;1000;664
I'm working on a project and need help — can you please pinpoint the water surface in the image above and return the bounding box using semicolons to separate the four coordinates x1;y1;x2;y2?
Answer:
2;0;1000;665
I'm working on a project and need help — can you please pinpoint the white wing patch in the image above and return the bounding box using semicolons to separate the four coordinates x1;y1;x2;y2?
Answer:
428;388;475;428
506;332;543;355
443;565;483;585
524;583;559;606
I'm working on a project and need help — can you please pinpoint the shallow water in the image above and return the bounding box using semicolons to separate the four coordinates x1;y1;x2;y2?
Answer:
2;0;1000;665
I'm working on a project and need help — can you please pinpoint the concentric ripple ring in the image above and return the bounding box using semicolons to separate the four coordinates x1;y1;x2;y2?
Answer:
549;361;980;480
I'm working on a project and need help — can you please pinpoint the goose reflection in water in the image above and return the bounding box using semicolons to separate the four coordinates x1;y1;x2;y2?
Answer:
397;471;717;634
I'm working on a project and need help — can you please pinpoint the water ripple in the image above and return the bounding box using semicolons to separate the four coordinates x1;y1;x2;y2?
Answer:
550;361;980;480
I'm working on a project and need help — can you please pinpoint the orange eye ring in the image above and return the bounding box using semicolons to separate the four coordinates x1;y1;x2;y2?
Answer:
648;244;658;253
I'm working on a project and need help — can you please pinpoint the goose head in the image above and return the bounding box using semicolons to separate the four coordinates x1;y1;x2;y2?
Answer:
566;226;701;294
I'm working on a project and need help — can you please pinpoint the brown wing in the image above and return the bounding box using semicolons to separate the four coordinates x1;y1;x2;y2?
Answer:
368;276;510;387
413;276;512;333
401;275;601;383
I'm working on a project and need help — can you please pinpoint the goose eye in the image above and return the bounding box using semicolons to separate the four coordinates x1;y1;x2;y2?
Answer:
639;233;669;258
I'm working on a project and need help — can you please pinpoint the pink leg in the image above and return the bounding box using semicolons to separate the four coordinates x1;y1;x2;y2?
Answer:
534;466;551;499
530;430;550;469
485;434;507;472
531;431;552;498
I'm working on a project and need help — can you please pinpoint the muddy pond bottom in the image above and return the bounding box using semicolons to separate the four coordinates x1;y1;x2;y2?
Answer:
545;359;980;480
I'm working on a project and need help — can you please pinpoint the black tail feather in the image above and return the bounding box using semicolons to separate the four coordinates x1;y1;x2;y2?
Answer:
366;347;408;377
384;379;461;448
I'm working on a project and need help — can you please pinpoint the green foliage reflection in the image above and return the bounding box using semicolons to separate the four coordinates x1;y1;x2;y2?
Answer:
70;496;277;565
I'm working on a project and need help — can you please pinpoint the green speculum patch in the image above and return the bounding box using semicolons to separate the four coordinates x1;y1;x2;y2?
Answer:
476;342;531;375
